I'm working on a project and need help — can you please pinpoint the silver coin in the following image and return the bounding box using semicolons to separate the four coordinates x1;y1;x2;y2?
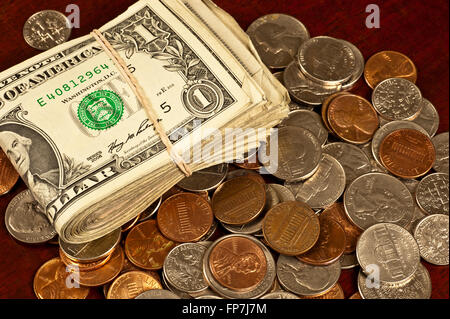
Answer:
135;289;181;299
359;142;389;173
284;62;341;106
267;184;296;203
400;178;419;195
414;214;449;266
344;173;414;230
356;223;420;283
225;169;262;182
221;213;265;235
372;78;423;121
339;253;359;270
416;173;449;216
198;219;218;242
177;164;228;192
405;205;427;235
195;295;223;299
432;132;449;174
288;101;315;112
260;291;300;299
276;255;341;297
411;99;440;137
161;271;192;299
23;10;72;51
340;39;365;90
323;142;372;186
139;197;162;221
247;14;310;69
285;154;346;209
357;263;432;299
279;109;329;145
4;189;56;244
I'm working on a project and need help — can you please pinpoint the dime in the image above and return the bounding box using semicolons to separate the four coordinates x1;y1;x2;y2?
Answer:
157;193;214;242
357;263;431;299
300;283;344;299
285;154;346;209
379;129;435;178
107;270;162;299
139;197;162;221
356;223;420;283
364;51;417;89
33;258;90;299
0;149;19;195
125;219;176;270
225;168;266;184
414;214;449;265
279;109;328;145
276;255;341;297
135;289;180;299
327;94;379;144
340;40;365;90
262;201;320;256
161;271;193;299
412;99;440;137
23;10;72;50
5;190;56;243
415;173;449;216
247;14;310;69
339;252;359;270
260;291;300;299
432;132;449;174
177;163;228;192
344;173;414;230
212;176;266;225
372;78;423;121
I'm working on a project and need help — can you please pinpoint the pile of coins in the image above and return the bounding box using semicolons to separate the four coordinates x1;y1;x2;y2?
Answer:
1;12;449;300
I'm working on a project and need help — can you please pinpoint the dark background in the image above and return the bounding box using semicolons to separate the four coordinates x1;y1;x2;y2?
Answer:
0;0;448;299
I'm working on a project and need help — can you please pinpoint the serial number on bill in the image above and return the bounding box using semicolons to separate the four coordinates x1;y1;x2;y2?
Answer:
182;303;267;317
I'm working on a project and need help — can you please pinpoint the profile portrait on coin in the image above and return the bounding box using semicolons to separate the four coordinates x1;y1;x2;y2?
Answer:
8;199;48;234
211;249;263;283
280;262;331;291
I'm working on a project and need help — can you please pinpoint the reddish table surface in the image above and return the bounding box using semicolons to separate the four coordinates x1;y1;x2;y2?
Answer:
0;0;448;299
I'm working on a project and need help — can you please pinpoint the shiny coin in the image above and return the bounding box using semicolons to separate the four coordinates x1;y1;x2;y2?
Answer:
266;183;296;205
356;223;420;283
225;168;266;184
161;271;192;299
177;164;228;192
260;291;300;299
340;40;364;90
414;214;449;265
416;173;449;216
247;14;310;69
300;283;344;299
288;100;315;112
23;10;72;50
279;109;328;145
360;142;390;173
411;99;440;137
432;132;449;174
107;270;162;299
0;149;19;195
5;189;56;243
344;173;414;230
321;92;352;132
59;248;112;272
221;212;265;235
135;289;180;299
339;252;359;269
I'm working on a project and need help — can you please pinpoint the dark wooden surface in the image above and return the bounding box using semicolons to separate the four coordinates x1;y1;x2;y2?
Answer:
0;0;448;299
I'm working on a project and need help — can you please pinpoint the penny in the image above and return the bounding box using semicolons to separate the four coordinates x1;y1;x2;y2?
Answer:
321;92;352;132
372;78;423;121
23;10;72;50
379;129;435;179
177;164;228;192
261;291;300;299
412;99;440;137
135;289;180;299
225;168;266;185
157;193;214;242
33;258;90;299
212;176;266;225
59;248;112;272
247;14;310;69
364;51;417;89
349;292;362;299
139;197;162;222
414;214;449;265
107;270;162;299
0;149;19;195
432;132;449;174
121;214;141;233
344;173;414;230
356;223;420;283
321;202;362;253
276;255;341;297
279;109;328;145
262;201;320;256
5;190;56;243
297;215;346;266
124;219;176;270
416;173;449;216
327;94;379;144
340;40;364;90
339;252;359;269
300;283;344;299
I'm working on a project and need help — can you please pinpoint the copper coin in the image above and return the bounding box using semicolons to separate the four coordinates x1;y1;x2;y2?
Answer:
300;283;344;299
74;246;124;287
208;236;267;291
212;176;266;225
262;201;320;256
379;129;435;178
59;248;112;272
0;149;19;195
320;202;362;253
106;270;162;299
125;219;176;270
321;92;352;132
157;193;213;242
121;213;141;233
33;258;90;299
327;94;379;144
364;51;417;89
349;292;362;299
297;215;346;265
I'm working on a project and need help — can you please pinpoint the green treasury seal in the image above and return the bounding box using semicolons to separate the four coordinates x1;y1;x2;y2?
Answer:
78;90;124;130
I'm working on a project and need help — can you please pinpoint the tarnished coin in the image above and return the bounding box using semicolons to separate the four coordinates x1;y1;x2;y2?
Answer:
300;283;344;299
414;214;449;265
432;132;449;174
356;223;420;283
339;252;359;269
263;201;320;255
0;149;19;195
5;189;56;243
411;99;440;137
247;14;310;69
340;40;365;90
327;94;379;144
212;176;266;225
323;143;372;186
177;164;228;192
33;258;90;299
344;173;414;230
279;109;328;145
23;10;72;50
379;129;435;179
416;173;449;216
135;289;180;299
372;78;423;121
107;270;162;299
285;154;346;209
276;255;341;297
139;197;162;222
364;51;417;89
157;193;213;242
225;168;265;184
357;263;431;299
261;291;300;299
